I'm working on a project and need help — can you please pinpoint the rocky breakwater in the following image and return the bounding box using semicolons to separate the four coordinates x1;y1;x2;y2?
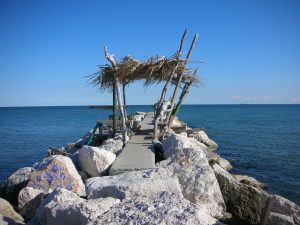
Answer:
0;112;299;225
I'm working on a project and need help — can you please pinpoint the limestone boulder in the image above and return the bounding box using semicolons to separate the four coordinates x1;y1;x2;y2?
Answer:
234;174;264;189
217;157;233;171
91;192;224;225
78;145;116;177
212;163;269;225
27;155;85;196
266;194;300;225
18;187;47;220
189;130;219;151
101;135;123;155
207;153;233;171
86;168;182;200
0;198;24;224
266;212;294;225
32;188;119;225
159;133;225;219
5;167;34;204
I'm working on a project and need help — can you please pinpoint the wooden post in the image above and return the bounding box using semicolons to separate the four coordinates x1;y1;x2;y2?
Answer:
104;46;127;144
159;29;187;104
154;30;187;140
164;34;199;133
168;81;193;128
112;83;117;136
122;83;127;120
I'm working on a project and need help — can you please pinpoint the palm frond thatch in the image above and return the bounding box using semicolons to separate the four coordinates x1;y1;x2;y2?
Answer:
87;54;199;92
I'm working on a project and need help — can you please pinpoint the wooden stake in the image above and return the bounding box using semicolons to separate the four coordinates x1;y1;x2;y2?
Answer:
154;30;187;140
104;46;127;144
164;33;199;132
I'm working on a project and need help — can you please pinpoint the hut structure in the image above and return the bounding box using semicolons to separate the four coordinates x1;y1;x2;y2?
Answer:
89;30;200;144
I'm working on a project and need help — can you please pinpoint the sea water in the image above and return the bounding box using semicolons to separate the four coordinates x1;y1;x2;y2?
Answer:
0;105;299;204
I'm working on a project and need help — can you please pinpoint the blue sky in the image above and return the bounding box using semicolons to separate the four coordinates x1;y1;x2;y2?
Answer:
0;0;299;106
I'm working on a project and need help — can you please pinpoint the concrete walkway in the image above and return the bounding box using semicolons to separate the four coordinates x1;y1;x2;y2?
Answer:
109;112;156;175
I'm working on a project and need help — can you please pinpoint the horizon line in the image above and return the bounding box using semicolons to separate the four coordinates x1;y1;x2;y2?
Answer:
1;103;300;108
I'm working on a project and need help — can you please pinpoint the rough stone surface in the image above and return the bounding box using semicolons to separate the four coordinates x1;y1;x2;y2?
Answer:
266;212;294;225
159;133;225;218
212;163;269;225
0;198;24;224
27;155;85;196
269;195;300;225
5;167;34;204
86;168;182;200
101;135;123;155
234;174;264;189
33;188;119;225
189;130;219;151
89;192;224;225
217;157;233;171
78;145;116;177
18;187;46;220
0;214;19;225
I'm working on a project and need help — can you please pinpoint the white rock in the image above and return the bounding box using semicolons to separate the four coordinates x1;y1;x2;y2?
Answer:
5;167;34;203
101;136;123;155
27;155;85;196
85;168;182;200
78;145;116;177
0;197;24;224
159;133;225;218
90;192;224;225
217;157;233;171
234;174;263;188
269;195;300;225
33;188;119;225
189;130;219;151
18;187;46;220
266;212;294;225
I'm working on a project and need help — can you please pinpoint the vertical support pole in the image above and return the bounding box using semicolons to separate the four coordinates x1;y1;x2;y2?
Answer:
113;83;117;136
164;34;199;131
104;46;127;145
122;83;127;120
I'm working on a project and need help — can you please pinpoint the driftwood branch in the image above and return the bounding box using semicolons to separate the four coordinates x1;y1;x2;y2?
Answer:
154;30;187;139
165;33;199;131
104;46;127;144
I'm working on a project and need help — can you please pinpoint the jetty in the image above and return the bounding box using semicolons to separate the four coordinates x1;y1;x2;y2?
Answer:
1;31;299;225
109;112;155;175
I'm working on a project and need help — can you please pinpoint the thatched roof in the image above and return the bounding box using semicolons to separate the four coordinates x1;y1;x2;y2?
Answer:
88;54;199;92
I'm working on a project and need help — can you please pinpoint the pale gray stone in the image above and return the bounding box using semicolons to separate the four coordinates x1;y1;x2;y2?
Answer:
18;187;46;220
78;145;116;177
86;168;182;200
5;167;34;204
101;136;123;155
234;174;264;189
266;212;294;225
270;195;300;225
159;133;225;219
89;192;224;225
217;157;233;171
28;155;85;197
32;188;119;225
189;130;219;151
0;198;24;224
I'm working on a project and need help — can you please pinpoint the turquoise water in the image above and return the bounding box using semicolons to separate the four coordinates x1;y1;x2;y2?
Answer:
0;105;299;204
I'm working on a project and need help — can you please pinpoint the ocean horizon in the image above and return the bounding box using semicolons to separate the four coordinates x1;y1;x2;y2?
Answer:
0;104;299;205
